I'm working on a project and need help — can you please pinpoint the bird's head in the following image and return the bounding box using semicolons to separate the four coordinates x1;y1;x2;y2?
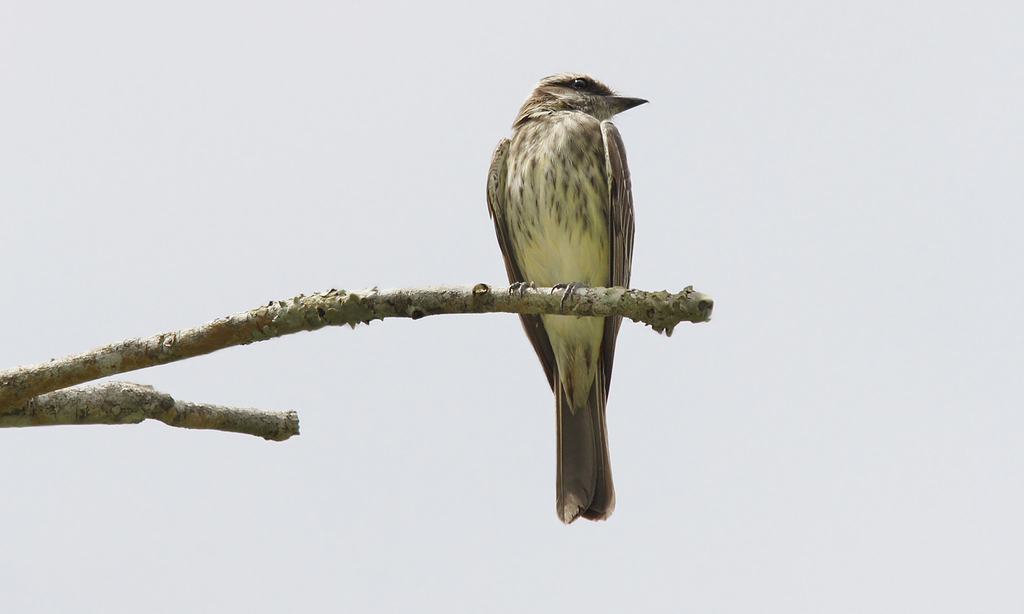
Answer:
513;73;647;127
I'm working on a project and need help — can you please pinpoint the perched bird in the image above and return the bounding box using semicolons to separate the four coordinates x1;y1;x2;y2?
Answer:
486;73;646;523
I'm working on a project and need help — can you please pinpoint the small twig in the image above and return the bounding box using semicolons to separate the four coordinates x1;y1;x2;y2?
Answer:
0;381;299;441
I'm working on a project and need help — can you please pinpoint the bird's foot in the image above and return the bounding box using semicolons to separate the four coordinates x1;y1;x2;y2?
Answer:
509;281;536;297
551;282;590;311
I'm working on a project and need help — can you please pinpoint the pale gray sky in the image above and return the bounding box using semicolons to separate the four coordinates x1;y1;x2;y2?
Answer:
2;1;1022;611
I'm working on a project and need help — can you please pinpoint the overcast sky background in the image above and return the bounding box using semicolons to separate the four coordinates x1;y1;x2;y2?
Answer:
2;1;1022;611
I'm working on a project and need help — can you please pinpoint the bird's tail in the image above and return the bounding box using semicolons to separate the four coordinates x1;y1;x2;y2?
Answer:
556;368;614;523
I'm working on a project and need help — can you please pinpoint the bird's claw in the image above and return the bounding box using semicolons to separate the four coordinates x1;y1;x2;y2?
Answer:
509;281;536;297
551;282;590;311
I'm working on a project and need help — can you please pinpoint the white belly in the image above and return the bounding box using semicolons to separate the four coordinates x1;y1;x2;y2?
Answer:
505;117;611;408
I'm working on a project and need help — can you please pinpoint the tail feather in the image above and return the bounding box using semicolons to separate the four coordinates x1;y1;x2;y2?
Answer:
556;369;614;523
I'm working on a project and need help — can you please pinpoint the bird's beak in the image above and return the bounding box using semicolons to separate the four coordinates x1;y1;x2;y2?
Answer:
608;96;648;115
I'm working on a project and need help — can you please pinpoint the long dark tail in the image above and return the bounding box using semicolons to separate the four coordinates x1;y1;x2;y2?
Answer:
556;367;614;523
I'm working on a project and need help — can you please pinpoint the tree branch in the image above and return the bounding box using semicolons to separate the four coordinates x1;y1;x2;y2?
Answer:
1;283;712;435
0;381;299;441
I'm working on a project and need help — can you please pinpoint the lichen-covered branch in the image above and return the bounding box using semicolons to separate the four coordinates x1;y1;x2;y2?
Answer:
0;283;712;428
0;381;299;441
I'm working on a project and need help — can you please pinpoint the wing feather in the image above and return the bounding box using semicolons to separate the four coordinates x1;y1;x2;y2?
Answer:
599;121;636;389
486;138;558;391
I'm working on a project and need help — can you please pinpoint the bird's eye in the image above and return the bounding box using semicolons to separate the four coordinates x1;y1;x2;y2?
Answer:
571;78;589;90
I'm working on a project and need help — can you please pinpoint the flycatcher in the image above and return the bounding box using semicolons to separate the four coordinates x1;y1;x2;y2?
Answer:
486;73;646;523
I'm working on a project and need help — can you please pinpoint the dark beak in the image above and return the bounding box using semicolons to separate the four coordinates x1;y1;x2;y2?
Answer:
608;96;648;115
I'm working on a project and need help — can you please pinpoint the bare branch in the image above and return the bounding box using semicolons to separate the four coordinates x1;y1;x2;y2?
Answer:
1;283;712;427
0;381;299;441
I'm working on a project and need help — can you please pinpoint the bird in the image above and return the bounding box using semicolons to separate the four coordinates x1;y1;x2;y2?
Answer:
486;73;646;523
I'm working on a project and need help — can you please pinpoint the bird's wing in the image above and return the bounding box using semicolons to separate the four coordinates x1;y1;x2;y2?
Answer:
487;138;558;391
599;121;636;388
